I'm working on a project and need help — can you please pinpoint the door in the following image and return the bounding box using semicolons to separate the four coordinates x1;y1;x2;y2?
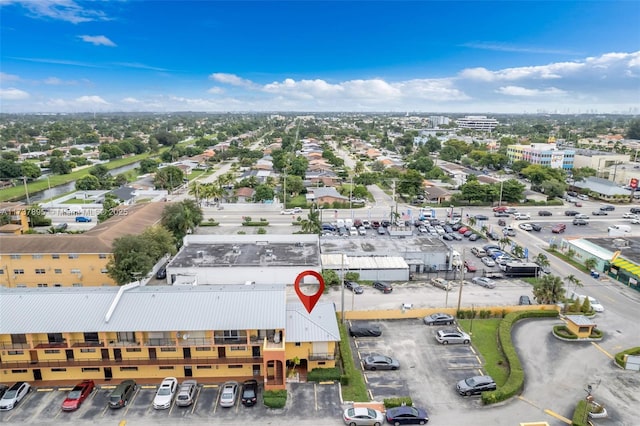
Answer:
183;348;191;359
149;348;157;360
33;369;42;381
104;367;112;380
29;350;38;363
101;349;110;361
114;348;122;362
252;346;260;357
184;366;193;377
65;349;74;361
217;347;226;358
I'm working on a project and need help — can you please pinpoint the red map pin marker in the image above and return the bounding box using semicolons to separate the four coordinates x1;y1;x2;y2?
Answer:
294;270;325;314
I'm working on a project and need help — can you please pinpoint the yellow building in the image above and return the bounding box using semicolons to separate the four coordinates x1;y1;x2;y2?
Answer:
0;284;339;390
0;203;163;288
565;315;597;339
0;202;29;235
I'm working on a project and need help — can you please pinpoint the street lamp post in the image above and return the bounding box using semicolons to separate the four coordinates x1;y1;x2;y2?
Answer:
498;178;504;207
340;254;349;324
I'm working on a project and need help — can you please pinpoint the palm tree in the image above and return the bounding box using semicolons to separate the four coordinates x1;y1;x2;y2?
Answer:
188;181;201;204
512;245;525;259
566;248;576;259
564;274;583;293
161;200;203;244
354;161;364;174
468;217;477;228
584;257;598;272
534;253;550;269
533;275;566;304
499;237;511;251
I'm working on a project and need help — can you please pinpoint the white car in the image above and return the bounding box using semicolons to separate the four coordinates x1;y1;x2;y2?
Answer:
0;382;31;411
632;218;640;224
357;226;367;236
518;223;533;231
481;256;496;267
349;226;358;236
623;213;638;219
514;213;531;220
219;381;239;408
153;377;178;409
362;220;371;229
280;209;295;215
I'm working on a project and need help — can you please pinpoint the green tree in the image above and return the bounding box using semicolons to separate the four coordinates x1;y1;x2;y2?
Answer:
533;275;566;304
626;118;640;140
321;269;340;287
254;184;274;202
49;157;72;174
154;166;184;191
534;253;550;270
75;175;101;191
161;199;203;244
540;179;567;200
97;194;119;223
20;162;41;179
139;158;159;174
584;257;598;272
0;159;22;178
564;274;582;292
26;203;50;227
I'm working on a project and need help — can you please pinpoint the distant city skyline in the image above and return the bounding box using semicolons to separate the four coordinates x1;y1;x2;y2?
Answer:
0;1;639;114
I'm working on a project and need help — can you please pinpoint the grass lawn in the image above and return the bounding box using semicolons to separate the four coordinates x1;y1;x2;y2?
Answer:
458;318;509;386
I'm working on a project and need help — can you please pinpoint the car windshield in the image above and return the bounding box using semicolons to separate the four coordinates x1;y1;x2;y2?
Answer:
243;389;255;398
3;390;16;399
109;395;121;402
68;390;82;399
157;388;171;396
465;378;477;386
177;394;189;400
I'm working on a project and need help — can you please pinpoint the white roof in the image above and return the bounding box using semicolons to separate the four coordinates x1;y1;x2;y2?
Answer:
321;254;408;270
285;303;340;342
568;238;614;260
0;284;286;334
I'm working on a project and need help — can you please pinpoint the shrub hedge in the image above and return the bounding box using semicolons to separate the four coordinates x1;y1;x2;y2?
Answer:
337;320;369;402
383;397;413;409
553;325;578;339
263;390;287;409
307;367;341;382
572;399;589;426
481;310;558;405
614;346;640;368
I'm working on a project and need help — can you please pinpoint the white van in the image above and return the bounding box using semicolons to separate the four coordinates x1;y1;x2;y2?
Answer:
608;224;631;236
336;219;345;228
344;218;353;228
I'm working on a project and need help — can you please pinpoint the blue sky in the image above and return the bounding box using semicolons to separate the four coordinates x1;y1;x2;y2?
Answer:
1;0;639;113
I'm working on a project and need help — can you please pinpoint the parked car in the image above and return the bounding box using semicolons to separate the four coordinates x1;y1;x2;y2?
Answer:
0;385;7;401
55;222;68;231
487;231;500;240
363;355;400;371
0;382;31;411
175;380;198;407
623;213;638;219
564;210;579;216
573;218;589;226
474;214;489;221
75;216;92;222
61;380;94;411
442;233;454;241
538;210;552;216
371;221;381;229
357;226;367;236
463;260;477;272
471;247;486;257
458;226;468;234
343;407;385;426
518;223;533;231
577;194;589;201
468;233;480;241
372;281;393;293
513;213;531;220
494;212;510;217
423;313;455;326
349;226;358;236
385;406;429;425
435;329;471;345
430;277;452;291
451;223;464;231
219;381;239;408
108;380;136;409
531;223;543;232
451;232;463;241
241;379;259;407
600;205;615;211
472;276;496;288
503;226;516;236
456;375;497;396
349;325;382;337
551;224;566;233
156;266;167;280
153;377;178;409
481;256;496;267
345;281;364;294
518;295;532;305
592;210;608;216
483;244;501;252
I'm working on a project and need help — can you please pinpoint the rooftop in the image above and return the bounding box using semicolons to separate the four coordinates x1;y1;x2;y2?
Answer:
587;237;640;265
320;234;448;256
286;303;340;343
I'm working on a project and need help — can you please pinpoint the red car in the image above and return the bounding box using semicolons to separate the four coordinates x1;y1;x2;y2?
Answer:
463;260;477;272
61;380;95;411
458;227;468;234
492;206;508;212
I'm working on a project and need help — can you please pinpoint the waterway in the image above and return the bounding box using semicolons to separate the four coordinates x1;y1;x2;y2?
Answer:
24;162;140;203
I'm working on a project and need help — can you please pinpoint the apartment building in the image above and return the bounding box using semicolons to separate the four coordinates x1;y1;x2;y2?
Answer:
506;143;575;170
0;203;164;288
0;202;29;235
0;284;340;389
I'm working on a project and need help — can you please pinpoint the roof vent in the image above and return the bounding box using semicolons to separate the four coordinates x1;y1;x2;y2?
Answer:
612;238;630;248
233;245;240;254
265;249;273;256
197;250;204;258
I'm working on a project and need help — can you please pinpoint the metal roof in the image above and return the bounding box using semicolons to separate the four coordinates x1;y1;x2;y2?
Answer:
285;303;340;343
321;255;408;270
0;284;286;334
565;315;596;326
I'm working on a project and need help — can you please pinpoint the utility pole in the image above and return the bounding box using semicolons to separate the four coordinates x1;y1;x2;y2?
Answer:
456;248;465;313
22;177;30;205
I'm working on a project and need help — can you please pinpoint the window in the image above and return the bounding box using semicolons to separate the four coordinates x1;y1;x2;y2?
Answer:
82;367;100;372
228;365;243;369
44;349;60;354
54;269;62;274
32;254;43;259
99;254;107;259
16;284;27;288
195;347;210;352
159;366;175;370
68;254;79;259
8;351;24;355
13;269;24;275
0;269;3;274
48;333;64;343
54;284;62;287
80;349;96;353
101;269;108;274
84;332;99;343
295;342;301;347
52;368;67;372
196;365;212;369
318;361;326;365
52;254;60;259
11;369;27;373
160;347;176;352
10;255;21;259
35;269;46;274
230;346;246;351
70;269;81;274
37;283;48;288
119;367;138;371
117;332;136;343
125;348;141;352
11;334;27;345
72;283;82;287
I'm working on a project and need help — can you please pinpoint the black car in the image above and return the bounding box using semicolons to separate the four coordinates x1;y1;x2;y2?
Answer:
487;231;500;240
344;281;364;294
381;220;391;227
463;230;473;238
564;210;579;216
469;233;480;241
600;205;615;211
442;233;454;241
385;406;429;425
372;281;393;293
592;210;608;216
474;214;489;221
538;210;552;216
456;375;497;396
423;313;455;326
631;207;640;214
573;218;588;226
241;380;258;407
349;325;382;337
156;267;167;280
451;223;464;231
530;223;542;232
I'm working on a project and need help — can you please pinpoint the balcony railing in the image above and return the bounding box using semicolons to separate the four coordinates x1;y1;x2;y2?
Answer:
309;352;335;361
32;340;67;349
213;336;248;345
69;340;104;348
0;342;30;350
0;356;263;370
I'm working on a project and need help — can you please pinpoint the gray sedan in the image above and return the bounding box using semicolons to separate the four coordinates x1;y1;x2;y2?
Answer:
362;355;400;371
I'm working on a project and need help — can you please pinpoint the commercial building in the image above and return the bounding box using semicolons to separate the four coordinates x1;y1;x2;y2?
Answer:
455;116;499;131
0;203;164;288
165;234;321;285
506;143;575;170
0;284;340;389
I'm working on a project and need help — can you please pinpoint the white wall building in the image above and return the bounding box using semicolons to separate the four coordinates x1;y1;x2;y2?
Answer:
456;116;499;131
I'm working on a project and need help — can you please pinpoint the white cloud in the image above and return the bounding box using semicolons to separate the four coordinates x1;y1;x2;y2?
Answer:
462;42;579;55
75;95;109;105
0;72;21;82
0;87;29;100
79;35;116;47
496;86;567;97
4;0;109;24
209;73;257;88
207;87;225;95
122;97;141;104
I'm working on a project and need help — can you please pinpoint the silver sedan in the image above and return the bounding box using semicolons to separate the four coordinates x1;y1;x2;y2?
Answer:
362;355;400;371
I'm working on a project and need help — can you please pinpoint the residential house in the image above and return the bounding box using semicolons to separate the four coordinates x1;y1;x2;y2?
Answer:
0;202;30;234
306;187;349;206
235;187;255;203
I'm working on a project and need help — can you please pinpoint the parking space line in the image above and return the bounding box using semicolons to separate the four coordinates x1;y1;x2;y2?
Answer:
58;387;73;391
122;386;141;416
202;384;218;388
101;385;116;389
212;389;219;413
544;408;572;424
314;383;318;410
119;421;127;426
141;385;157;389
517;395;542;409
190;386;202;414
36;388;55;392
363;373;369;384
591;342;614;359
367;389;373;400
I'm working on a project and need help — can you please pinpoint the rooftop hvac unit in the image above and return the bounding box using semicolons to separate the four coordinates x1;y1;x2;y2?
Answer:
197;250;204;258
232;246;240;254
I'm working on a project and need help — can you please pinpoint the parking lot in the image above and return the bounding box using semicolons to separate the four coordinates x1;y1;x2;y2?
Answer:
348;318;485;416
